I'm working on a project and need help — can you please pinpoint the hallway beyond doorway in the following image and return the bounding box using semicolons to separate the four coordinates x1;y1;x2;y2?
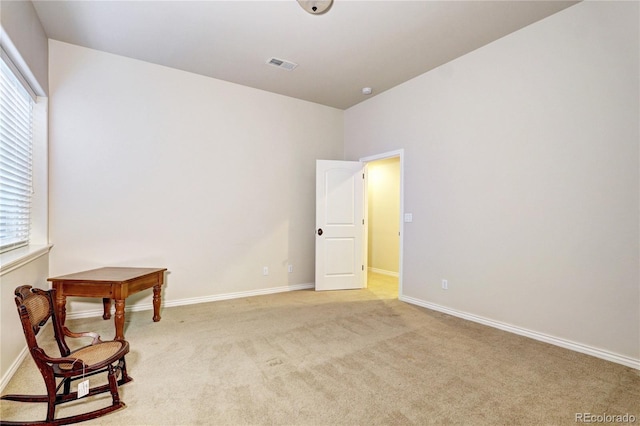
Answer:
367;271;398;299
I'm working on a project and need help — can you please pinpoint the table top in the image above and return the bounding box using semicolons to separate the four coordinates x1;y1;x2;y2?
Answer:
48;267;167;283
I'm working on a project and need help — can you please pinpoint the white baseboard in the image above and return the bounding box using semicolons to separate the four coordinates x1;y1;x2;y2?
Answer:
400;295;640;370
163;282;314;309
65;282;315;320
0;345;29;393
368;267;399;277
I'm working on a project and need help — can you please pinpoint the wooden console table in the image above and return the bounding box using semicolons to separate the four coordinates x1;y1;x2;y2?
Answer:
48;267;167;340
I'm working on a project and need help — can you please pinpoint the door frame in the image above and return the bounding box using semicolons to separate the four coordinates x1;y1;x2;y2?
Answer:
359;149;405;298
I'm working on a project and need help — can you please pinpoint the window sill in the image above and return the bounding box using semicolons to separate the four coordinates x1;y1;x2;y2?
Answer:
0;244;53;276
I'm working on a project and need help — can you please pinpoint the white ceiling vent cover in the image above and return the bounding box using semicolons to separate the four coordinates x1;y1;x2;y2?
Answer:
267;57;298;71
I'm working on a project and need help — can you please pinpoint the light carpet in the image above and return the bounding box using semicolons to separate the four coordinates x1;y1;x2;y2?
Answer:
1;273;638;425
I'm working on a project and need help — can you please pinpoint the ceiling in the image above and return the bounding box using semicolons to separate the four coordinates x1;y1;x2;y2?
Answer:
32;0;579;110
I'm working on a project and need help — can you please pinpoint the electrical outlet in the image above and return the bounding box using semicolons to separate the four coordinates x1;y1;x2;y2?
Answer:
263;267;269;276
442;279;448;290
288;265;293;273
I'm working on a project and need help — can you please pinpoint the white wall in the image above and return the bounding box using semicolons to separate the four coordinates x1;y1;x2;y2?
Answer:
345;1;639;365
48;41;344;313
367;157;400;275
0;256;49;389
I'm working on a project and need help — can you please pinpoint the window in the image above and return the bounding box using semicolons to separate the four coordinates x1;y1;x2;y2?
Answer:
0;55;34;253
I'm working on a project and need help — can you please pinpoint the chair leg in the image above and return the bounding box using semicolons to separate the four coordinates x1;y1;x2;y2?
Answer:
63;378;71;395
107;365;120;406
45;373;58;423
117;357;133;385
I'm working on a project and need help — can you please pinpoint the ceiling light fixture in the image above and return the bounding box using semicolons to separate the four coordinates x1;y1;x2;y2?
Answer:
362;87;372;95
297;0;333;15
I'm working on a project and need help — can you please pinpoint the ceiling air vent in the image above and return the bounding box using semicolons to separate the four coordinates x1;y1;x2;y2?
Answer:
267;57;298;71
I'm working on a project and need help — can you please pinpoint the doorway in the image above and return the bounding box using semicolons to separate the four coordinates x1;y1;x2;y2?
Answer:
361;150;404;299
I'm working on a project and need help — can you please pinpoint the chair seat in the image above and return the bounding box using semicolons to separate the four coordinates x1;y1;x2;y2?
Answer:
58;341;127;370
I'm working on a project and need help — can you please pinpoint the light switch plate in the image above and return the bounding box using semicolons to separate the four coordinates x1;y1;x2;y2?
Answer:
404;213;413;223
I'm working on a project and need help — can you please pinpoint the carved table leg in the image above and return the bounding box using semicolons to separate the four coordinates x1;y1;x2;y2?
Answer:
102;298;112;320
114;299;126;341
152;284;162;322
55;293;67;326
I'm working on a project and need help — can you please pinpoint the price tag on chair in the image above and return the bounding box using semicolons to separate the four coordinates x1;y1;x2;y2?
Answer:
77;360;89;399
78;379;89;398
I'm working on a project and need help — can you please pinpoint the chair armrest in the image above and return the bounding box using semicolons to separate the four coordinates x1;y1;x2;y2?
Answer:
63;326;102;345
32;348;80;366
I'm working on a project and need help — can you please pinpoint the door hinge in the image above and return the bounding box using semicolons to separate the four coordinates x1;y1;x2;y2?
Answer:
362;173;365;179
362;219;364;225
362;265;364;271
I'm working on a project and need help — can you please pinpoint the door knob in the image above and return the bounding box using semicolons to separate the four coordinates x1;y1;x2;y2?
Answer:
317;228;323;236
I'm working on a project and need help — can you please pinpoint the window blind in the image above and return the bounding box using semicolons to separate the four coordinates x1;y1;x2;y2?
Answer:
0;56;34;253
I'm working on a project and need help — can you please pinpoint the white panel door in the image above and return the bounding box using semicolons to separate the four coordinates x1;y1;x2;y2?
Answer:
315;160;365;291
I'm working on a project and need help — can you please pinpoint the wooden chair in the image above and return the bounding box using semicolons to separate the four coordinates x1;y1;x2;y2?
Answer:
1;286;132;425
